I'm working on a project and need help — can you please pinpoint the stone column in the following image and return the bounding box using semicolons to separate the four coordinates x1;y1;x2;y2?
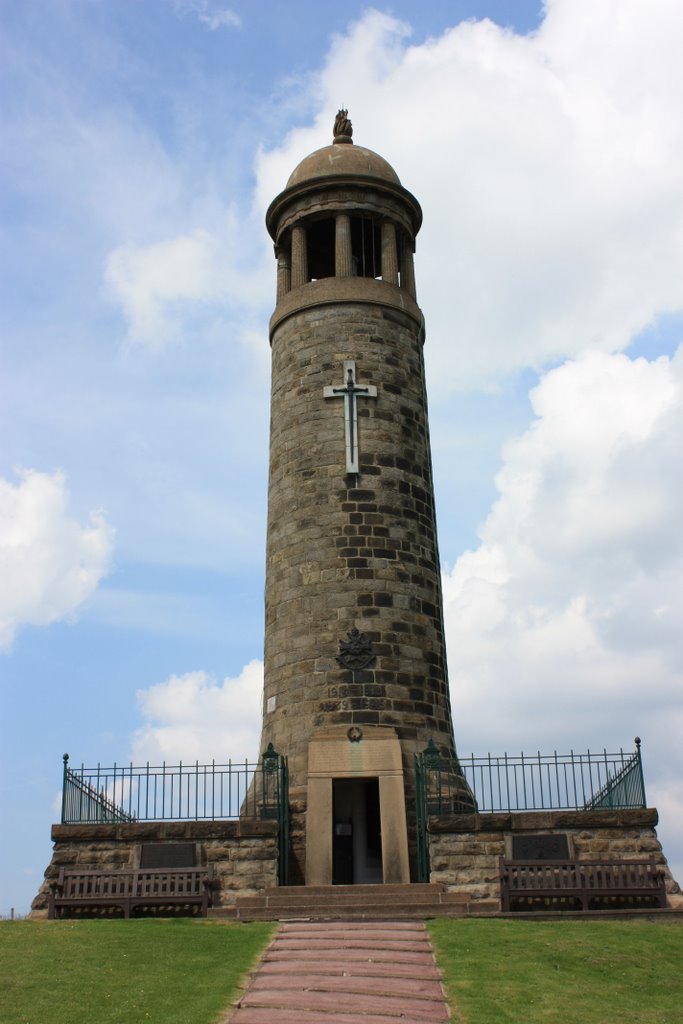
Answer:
291;223;308;288
335;213;353;278
399;234;417;299
381;220;399;285
276;246;291;303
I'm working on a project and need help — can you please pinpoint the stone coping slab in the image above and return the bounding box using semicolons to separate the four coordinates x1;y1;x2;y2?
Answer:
51;820;278;841
428;808;659;832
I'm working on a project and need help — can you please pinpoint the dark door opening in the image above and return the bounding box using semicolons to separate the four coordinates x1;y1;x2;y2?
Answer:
332;777;382;884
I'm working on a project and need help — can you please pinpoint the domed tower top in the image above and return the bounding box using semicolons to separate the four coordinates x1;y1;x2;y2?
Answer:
266;110;422;340
285;109;402;189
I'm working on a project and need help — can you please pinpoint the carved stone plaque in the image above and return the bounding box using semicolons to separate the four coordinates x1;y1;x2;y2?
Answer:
512;834;570;860
139;843;196;868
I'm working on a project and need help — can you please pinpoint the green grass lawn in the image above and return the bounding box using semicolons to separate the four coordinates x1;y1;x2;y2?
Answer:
3;917;682;1024
0;918;274;1024
429;918;683;1024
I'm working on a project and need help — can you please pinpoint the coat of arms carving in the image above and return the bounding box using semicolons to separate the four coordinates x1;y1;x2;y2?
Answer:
336;628;376;671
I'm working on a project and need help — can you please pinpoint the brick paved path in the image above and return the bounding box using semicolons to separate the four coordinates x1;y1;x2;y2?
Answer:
228;920;450;1023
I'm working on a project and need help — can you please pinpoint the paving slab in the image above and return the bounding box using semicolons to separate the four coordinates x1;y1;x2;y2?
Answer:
276;923;425;932
279;925;427;940
229;1010;444;1024
250;972;445;999
280;920;426;932
239;987;449;1019
258;958;442;980
272;936;430;952
228;920;451;1023
266;945;435;964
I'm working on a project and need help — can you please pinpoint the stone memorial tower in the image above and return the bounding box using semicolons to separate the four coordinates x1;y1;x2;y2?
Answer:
259;111;471;886
28;112;680;921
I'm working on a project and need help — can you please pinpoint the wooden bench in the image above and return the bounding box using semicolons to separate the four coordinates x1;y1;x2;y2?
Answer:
48;865;214;919
499;857;666;912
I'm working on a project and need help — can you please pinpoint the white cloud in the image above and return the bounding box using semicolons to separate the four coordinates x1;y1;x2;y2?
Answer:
107;2;683;371
445;347;682;732
131;660;263;764
255;1;683;388
200;8;240;31
104;212;271;350
173;1;241;31
105;229;219;349
0;470;114;652
444;347;683;880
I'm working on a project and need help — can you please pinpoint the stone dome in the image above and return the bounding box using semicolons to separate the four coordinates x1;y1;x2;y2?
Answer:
286;142;402;189
266;111;422;242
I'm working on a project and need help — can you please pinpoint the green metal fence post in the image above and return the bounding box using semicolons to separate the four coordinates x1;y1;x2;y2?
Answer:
635;737;647;809
414;753;429;883
279;756;289;886
61;753;69;823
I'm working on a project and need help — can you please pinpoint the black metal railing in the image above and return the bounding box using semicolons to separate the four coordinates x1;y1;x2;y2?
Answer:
416;739;646;817
61;765;135;824
60;749;288;825
583;739;646;810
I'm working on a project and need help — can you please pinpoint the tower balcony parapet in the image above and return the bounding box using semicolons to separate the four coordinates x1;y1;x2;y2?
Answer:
269;275;423;342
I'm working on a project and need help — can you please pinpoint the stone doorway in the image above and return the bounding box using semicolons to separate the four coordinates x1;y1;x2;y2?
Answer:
332;777;383;884
305;726;410;885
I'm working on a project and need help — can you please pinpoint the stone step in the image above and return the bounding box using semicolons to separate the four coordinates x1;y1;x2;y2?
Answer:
235;892;464;909
209;905;462;922
236;888;467;909
232;901;474;922
207;884;500;921
271;883;446;897
280;921;428;934
247;898;471;915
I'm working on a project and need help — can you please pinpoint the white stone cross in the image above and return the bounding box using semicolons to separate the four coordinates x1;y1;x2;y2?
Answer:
323;360;377;474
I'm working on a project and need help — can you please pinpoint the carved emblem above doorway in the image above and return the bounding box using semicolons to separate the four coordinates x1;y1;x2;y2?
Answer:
336;628;376;671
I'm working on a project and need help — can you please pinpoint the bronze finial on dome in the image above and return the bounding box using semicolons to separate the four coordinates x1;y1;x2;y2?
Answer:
333;108;353;145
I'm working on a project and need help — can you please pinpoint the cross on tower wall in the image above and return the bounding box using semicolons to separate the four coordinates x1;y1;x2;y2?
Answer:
323;360;377;473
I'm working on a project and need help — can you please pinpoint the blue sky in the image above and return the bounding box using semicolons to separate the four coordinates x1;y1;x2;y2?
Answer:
2;0;682;914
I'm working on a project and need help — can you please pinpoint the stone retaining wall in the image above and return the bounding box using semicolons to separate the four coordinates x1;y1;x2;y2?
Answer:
30;820;278;918
428;809;682;907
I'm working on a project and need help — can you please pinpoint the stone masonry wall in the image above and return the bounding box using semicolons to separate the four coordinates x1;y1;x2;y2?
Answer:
263;295;456;789
30;821;278;918
428;809;682;908
263;291;462;883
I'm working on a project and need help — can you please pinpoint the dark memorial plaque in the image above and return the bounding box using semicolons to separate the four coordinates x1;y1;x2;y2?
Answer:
512;834;570;860
139;843;196;868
